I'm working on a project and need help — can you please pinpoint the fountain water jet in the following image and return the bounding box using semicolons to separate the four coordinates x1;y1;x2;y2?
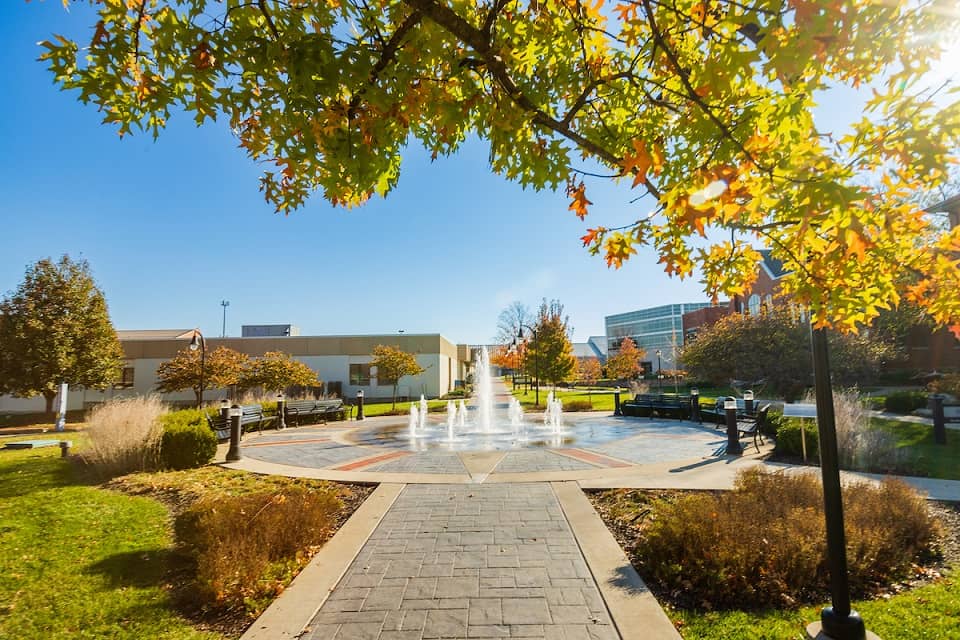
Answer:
419;395;428;432
408;403;419;438
457;400;467;427
474;347;494;433
543;391;563;434
446;401;456;441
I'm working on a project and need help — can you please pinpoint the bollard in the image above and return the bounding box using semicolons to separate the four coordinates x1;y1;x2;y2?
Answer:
277;393;286;430
613;387;622;416
59;440;71;458
725;398;743;455
226;404;243;462
356;390;365;421
690;388;700;422
744;390;755;416
932;395;947;446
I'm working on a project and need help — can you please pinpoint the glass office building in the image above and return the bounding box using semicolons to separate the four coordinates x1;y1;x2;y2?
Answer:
605;303;715;371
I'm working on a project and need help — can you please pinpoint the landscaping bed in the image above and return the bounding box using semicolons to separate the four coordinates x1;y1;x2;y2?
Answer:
0;441;372;639
587;475;960;639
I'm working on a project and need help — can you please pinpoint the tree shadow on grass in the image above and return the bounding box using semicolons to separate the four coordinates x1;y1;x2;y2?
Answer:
85;548;183;590
0;453;81;500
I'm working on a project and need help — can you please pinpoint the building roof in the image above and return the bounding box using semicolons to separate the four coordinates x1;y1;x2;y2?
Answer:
758;249;790;279
116;329;195;340
926;193;960;213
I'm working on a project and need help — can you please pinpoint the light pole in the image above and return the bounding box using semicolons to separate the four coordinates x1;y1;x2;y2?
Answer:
188;329;206;409
516;323;539;407
220;300;229;337
656;349;662;394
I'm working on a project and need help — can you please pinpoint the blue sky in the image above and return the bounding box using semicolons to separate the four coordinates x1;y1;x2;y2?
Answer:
1;3;954;345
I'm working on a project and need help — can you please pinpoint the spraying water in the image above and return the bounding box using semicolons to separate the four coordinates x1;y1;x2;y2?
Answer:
474;346;494;433
419;395;428;432
543;390;563;433
446;400;456;441
457;399;467;427
408;403;419;438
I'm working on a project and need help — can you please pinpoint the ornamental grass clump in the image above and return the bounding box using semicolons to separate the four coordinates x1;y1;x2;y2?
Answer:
81;395;165;479
634;468;940;610
175;487;343;615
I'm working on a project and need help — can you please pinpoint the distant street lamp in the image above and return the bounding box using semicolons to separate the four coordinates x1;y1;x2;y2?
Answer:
656;349;663;394
515;323;540;407
188;329;207;409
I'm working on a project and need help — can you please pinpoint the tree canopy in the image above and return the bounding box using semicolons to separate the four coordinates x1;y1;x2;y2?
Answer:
370;344;424;409
155;346;250;405
527;299;577;386
37;0;960;330
240;350;320;393
606;336;645;380
0;255;124;415
680;306;892;399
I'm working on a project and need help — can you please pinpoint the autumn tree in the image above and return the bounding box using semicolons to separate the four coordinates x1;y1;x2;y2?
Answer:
155;346;249;406
370;344;425;410
489;344;522;373
605;337;645;381
680;307;893;400
0;255;124;417
36;0;960;333
526;299;577;390
577;357;603;408
241;351;319;393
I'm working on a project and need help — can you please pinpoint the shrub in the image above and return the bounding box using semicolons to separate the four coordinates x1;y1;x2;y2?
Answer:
884;390;928;414
563;400;594;412
175;487;342;614
442;389;468;399
160;418;217;470
81;396;165;479
774;419;819;459
634;469;941;609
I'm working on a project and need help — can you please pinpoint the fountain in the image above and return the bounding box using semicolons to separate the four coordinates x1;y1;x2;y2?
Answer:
543;391;563;433
446;400;456;441
408;403;419;438
457;399;467;427
474;347;494;433
507;397;524;428
419;395;428;432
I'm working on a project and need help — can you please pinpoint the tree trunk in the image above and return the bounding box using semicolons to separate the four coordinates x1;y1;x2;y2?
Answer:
44;391;57;422
392;383;398;411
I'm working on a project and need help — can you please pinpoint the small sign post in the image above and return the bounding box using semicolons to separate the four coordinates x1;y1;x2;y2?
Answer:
782;403;817;462
54;382;68;432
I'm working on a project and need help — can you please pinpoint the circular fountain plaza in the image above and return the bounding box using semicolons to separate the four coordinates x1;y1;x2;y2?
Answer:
234;348;748;481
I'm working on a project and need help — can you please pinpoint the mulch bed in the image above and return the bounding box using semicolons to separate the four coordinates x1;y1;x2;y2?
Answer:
586;488;960;611
106;470;374;638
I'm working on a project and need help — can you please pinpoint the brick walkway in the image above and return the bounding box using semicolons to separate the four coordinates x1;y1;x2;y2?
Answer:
302;484;619;640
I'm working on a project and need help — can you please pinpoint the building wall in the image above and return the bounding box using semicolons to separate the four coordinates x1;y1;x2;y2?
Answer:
0;333;464;414
605;303;714;369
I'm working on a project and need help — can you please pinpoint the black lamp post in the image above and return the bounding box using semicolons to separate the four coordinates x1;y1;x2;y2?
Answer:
517;323;539;407
188;329;206;409
656;349;663;394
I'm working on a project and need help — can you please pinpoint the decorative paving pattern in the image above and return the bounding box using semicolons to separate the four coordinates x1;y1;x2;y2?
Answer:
554;449;632;469
302;483;619;640
589;428;727;465
366;452;470;475
494;450;597;473
244;439;374;468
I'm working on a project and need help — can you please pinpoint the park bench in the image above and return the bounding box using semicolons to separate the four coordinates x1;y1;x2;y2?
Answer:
206;404;274;442
283;398;346;426
622;394;692;419
734;404;770;453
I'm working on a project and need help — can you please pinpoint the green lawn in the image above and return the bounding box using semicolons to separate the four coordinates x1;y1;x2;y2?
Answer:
0;438;220;639
670;576;959;639
360;398;450;417
508;386;619;411
874;418;960;481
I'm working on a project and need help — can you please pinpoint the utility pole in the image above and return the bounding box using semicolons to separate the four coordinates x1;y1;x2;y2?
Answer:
220;300;230;337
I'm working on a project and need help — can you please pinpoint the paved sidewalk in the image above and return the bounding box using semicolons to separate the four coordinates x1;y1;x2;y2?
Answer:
302;484;621;640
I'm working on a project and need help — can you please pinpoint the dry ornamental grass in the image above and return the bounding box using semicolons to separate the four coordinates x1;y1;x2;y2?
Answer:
81;395;166;479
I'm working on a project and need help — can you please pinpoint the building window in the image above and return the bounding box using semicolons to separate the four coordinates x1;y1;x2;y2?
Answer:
114;366;135;389
748;294;761;315
763;294;773;311
350;364;371;386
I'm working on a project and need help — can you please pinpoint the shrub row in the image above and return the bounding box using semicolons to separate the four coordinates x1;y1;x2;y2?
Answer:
884;390;928;414
634;469;940;609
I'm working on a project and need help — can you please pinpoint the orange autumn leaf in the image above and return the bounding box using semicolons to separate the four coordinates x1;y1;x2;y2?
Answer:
621;138;652;188
581;226;606;247
567;182;592;219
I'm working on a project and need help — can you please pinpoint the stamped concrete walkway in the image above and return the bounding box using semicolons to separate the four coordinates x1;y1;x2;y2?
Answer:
235;381;960;640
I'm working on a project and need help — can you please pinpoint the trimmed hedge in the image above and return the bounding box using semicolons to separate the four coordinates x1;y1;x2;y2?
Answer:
884;391;928;414
159;410;217;470
774;419;819;458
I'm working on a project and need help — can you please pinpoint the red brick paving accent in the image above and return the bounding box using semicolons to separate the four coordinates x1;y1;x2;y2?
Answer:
244;437;331;448
333;450;411;471
556;448;632;468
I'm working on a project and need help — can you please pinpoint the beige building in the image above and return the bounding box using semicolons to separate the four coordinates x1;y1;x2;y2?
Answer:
0;330;475;414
